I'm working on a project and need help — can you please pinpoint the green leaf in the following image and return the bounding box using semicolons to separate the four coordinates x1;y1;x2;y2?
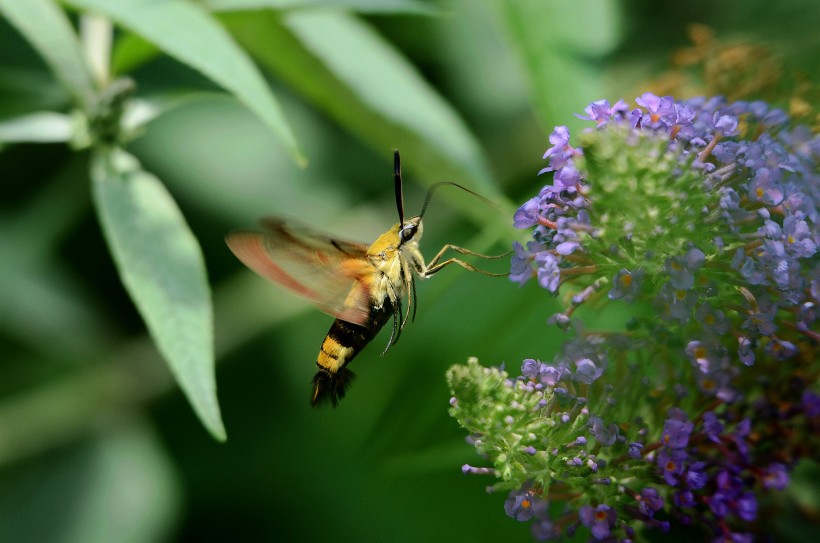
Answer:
204;0;437;15
224;10;513;225
64;0;305;166
0;0;96;108
284;10;490;188
0;262;112;359
90;147;225;441
0;155;109;358
0;67;70;117
500;0;621;132
111;32;160;76
0;112;74;143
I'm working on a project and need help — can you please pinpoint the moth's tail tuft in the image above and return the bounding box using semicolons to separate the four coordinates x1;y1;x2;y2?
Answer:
311;368;356;408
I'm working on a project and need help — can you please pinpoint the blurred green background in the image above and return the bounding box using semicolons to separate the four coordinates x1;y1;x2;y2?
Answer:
0;1;817;542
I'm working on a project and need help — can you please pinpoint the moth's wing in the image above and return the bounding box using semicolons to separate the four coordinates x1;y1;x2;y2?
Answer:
225;218;376;326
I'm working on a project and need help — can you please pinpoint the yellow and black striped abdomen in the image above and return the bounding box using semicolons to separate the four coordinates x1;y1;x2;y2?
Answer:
311;302;394;407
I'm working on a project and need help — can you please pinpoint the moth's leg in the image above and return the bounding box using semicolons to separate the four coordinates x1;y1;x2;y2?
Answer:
423;257;508;277
422;244;511;278
400;264;415;330
401;282;412;330
382;290;402;355
410;278;418;323
426;244;511;268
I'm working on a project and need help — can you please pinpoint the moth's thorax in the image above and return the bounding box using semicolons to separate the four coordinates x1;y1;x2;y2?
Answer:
366;217;425;309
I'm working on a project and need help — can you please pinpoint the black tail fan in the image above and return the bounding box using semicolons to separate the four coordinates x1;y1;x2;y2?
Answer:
311;368;356;408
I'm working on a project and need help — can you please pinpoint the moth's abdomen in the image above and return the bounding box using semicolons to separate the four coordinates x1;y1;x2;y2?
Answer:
311;366;355;408
311;303;394;407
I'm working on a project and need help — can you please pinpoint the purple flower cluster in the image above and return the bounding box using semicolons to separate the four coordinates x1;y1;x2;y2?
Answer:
466;351;820;542
512;93;818;387
648;393;820;542
451;340;820;541
451;93;819;542
450;341;666;541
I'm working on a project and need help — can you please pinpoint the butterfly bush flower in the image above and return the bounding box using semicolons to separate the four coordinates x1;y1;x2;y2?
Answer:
447;94;819;541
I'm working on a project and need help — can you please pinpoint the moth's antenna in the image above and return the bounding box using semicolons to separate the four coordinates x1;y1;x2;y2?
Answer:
419;181;498;218
394;149;404;225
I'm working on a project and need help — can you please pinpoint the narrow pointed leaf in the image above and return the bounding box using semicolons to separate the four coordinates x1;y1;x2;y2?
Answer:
284;10;491;190
204;0;437;15
0;112;73;143
91;147;225;441
224;11;513;226
0;0;95;107
64;0;305;165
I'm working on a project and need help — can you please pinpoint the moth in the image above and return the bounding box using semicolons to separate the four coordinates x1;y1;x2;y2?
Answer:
226;150;505;407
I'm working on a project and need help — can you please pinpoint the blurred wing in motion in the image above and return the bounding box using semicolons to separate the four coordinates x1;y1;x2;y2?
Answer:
225;218;376;326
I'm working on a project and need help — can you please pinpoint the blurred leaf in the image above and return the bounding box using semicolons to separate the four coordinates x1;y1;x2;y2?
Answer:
499;0;621;131
0;263;112;359
283;10;490;188
0;419;180;543
64;0;306;166
788;459;820;510
91;147;225;441
0;111;73;143
506;0;619;56
0;153;90;262
776;459;820;542
120;95;204;137
110;31;159;76
0;67;70;116
223;10;515;226
0;0;95;107
0;155;111;358
205;0;437;15
128;94;392;231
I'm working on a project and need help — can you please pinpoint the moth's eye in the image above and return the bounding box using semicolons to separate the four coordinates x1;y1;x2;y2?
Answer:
400;224;417;242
